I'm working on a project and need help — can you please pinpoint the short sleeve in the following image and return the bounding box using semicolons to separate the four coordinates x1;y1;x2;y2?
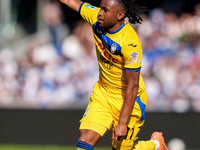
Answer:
79;3;100;26
122;40;143;69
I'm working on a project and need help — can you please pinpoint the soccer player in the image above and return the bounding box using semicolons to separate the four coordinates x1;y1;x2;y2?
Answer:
59;0;168;149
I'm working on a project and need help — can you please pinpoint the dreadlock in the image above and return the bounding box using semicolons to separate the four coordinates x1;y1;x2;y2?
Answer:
117;0;148;24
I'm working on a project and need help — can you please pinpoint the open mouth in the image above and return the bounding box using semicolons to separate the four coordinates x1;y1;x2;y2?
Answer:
97;17;103;23
97;20;103;24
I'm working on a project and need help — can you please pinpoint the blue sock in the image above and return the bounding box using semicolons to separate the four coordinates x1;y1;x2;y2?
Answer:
76;141;94;150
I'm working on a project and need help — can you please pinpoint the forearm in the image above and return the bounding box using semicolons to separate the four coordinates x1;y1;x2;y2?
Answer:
59;0;82;12
118;84;139;125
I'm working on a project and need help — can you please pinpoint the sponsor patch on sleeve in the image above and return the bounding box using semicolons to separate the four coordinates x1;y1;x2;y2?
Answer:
126;60;141;63
130;51;138;60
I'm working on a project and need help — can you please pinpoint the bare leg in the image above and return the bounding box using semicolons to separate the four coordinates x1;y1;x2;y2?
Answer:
78;129;102;146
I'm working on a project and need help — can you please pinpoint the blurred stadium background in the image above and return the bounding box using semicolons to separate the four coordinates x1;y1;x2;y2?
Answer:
0;0;200;149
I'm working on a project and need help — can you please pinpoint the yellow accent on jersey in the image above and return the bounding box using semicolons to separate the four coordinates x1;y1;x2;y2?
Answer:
80;82;148;135
79;2;145;97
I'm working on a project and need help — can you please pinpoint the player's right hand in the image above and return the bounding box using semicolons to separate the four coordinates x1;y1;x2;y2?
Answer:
112;123;127;148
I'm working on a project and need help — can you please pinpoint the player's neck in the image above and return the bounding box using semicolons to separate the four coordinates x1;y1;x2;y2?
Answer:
107;20;125;33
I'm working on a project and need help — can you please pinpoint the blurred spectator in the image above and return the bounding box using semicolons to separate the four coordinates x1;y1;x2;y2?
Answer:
42;0;69;47
0;3;200;112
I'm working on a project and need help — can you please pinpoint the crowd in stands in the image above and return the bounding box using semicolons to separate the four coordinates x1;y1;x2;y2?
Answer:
0;0;200;112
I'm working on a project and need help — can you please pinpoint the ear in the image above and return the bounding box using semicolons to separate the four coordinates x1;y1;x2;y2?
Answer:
117;11;126;21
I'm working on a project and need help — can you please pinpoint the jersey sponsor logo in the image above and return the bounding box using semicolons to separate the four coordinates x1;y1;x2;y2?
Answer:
111;43;117;54
130;51;138;60
128;43;137;47
97;42;105;50
100;55;113;70
85;4;97;10
97;43;119;64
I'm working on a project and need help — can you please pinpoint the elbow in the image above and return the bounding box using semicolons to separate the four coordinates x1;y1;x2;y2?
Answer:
132;80;139;89
133;83;139;92
128;81;139;92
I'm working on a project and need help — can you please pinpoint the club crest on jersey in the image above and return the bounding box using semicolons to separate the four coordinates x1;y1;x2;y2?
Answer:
130;51;138;60
111;43;117;53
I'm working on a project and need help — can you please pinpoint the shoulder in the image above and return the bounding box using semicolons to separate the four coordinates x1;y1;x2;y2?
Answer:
120;22;141;50
120;23;142;57
123;22;140;42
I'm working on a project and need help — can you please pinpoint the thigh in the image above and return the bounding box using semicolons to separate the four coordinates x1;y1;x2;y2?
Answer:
79;83;113;136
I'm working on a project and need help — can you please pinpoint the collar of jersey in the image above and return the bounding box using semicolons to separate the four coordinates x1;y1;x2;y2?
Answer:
108;22;125;34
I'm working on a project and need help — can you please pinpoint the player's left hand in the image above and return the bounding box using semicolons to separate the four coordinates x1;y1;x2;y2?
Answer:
112;123;127;148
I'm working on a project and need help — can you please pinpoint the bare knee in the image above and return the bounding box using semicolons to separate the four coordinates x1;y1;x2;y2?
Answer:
78;129;102;146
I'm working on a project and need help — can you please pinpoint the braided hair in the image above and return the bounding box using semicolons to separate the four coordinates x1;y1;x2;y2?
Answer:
116;0;148;24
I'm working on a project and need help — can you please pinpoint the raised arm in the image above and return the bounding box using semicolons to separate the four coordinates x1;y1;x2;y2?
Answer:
59;0;83;12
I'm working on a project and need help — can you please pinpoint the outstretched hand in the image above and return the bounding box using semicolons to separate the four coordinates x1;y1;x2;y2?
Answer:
59;0;67;3
57;0;82;12
112;123;127;148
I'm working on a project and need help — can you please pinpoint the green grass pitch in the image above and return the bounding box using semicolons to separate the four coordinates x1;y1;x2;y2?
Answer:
0;145;110;150
0;144;199;150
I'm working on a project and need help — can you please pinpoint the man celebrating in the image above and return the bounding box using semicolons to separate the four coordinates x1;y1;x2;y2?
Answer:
59;0;168;149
